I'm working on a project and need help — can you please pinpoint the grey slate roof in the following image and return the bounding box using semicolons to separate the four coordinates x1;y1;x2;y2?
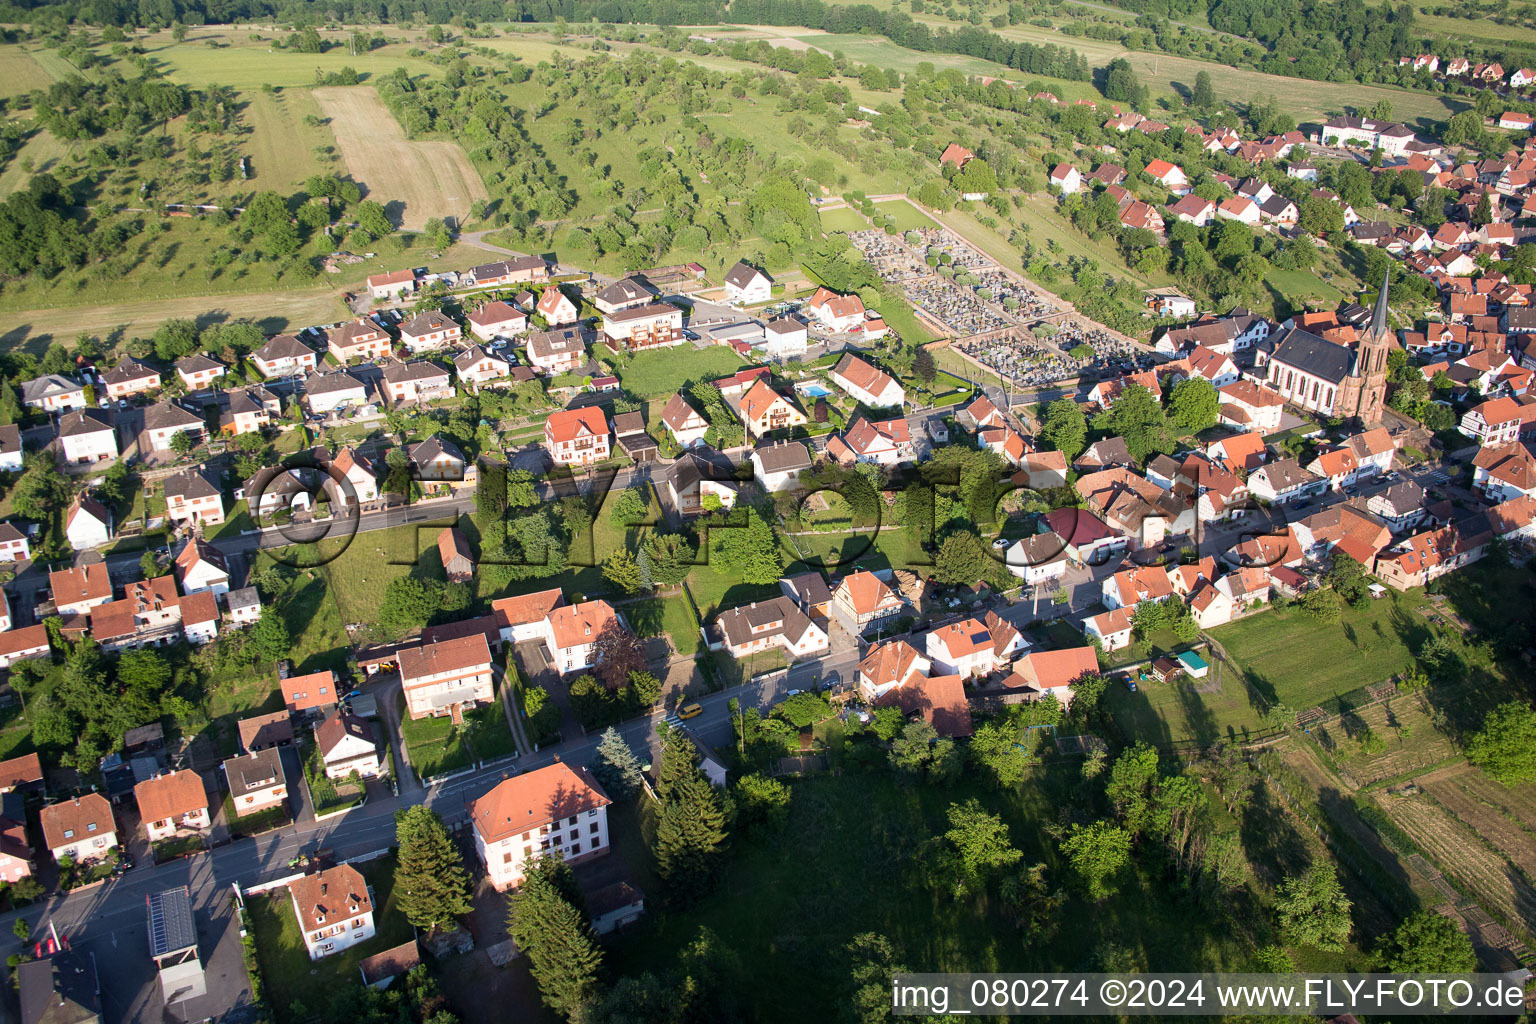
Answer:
1268;327;1353;385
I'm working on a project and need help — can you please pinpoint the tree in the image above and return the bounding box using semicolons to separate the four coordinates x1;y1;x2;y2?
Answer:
1326;551;1370;603
707;506;783;584
1191;70;1215;109
601;549;644;595
1039;397;1087;460
1275;863;1353;951
652;733;728;897
1471;191;1492;228
1059;820;1132;901
1466;702;1536;784
592;620;646;691
1301;586;1342;623
943;799;1022;883
11;458;69;520
644;532;692;586
139;548;162;581
933;530;984;586
169;430;194;456
379;577;440;637
1105;742;1161;838
1102;58;1144;106
1168;378;1218;434
607;487;647;527
249;609;290;660
509;856;603;1018
913;347;936;387
355;200;394;237
733;773;791;838
591;727;643;798
1092;384;1173;462
773;691;831;728
968;718;1031;789
393;806;473;932
889;720;962;784
1376;910;1476;973
153;319;200;361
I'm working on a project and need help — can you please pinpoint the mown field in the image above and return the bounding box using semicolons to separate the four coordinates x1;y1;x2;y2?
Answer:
0;47;56;96
1306;697;1458;787
1418;764;1536;882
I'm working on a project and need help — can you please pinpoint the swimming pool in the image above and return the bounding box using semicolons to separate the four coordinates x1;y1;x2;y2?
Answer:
799;384;833;397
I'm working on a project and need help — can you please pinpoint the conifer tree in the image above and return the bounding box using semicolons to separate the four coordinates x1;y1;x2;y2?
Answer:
508;856;603;1019
393;806;473;932
591;726;643;798
652;733;728;896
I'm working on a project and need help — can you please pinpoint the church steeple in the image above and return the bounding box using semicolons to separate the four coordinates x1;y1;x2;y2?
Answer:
1368;266;1391;343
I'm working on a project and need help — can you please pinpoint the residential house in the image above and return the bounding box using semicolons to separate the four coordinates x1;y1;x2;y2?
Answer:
438;527;474;584
1248;458;1325;504
21;375;85;413
1186;346;1240;387
1084;606;1135;651
875;671;973;738
739;379;808;439
856;639;930;700
831;571;904;636
40;794;117;864
399;311;461;354
1471;442;1536;501
181;589;220;645
0;626;49;669
50;562;113;616
0;424;20;473
660;393;710;448
544;407;611;466
1375;523;1491;590
1460;396;1529;445
724;262;773;304
591;277;656;315
1004;532;1071;584
366;269;416;300
143;400;205;451
101;357;162;400
250;335;318;378
957;395;1006;432
1075;437;1134;471
1218;197;1262;224
1004;647;1099;706
829;353;905;409
326;320;393;363
751;440;812;492
1369;480;1430;532
1169;195;1217;226
1048;163;1082;194
536;286;580;327
1101;565;1174;610
237;711;293;752
525;328;589;375
221;386;279;436
175;354;225;391
0;794;32;884
1217;566;1273;610
1306;447;1362;491
467;301;528;342
399;634;494;719
539;599;621;673
1188;579;1235;628
779;572;832;620
407;436;475;494
925;617;1021;677
281;669;338;715
1120;201;1164;232
940;143;974;168
224;586;262;629
0;522;27;562
464;255;548;286
133;771;209;842
58;409;118;465
304;372;369;416
828;417;913;467
805;288;867;334
314;711;381;780
1040;507;1126;563
490;588;566;646
1144;159;1189;192
602;303;685;352
325;447;378;508
1206;431;1269;472
290;865;374;959
713;596;828;660
381;360;452;405
467;763;611;890
764;318;808;359
453;345;511;386
666;449;737;516
174;539;229;595
64;495;111;550
1217;380;1285;432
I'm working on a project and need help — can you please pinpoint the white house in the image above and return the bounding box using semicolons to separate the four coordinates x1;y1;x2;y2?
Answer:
466;300;528;342
58;409;118;465
39;794;117;865
764;318;808;359
290;865;375;959
250;335;318;378
304;372;369;416
751;441;812;492
314;711;382;780
1003;532;1070;585
924;615;1023;677
805;288;867;333
724;261;773;304
175;354;225;391
1049;163;1082;194
536;286;580;327
660;393;710;449
468;763;612;890
143;400;205;451
174;538;230;596
544;407;611;466
540;600;624;674
399;634;495;720
63;495;112;549
490;588;566;646
133;770;210;843
829;353;905;409
327;447;378;508
398;310;462;354
453;345;511;386
713;596;829;660
1084;606;1134;652
21;375;85;413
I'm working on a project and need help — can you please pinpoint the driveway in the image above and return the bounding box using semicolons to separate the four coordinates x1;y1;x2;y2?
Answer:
372;672;422;796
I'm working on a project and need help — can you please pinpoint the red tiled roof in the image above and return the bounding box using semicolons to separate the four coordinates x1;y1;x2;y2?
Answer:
467;762;610;843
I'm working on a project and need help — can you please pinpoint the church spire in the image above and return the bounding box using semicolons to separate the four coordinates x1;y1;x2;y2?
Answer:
1369;266;1391;342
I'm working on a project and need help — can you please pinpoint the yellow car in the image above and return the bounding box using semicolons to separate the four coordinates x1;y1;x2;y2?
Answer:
677;702;704;720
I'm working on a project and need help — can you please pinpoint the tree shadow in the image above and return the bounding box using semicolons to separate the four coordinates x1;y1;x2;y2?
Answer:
1172;680;1220;748
1239;782;1312;886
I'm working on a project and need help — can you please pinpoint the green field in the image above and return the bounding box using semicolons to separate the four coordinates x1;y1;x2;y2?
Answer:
0;48;57;96
871;198;940;232
818;205;871;233
1104;669;1273;749
1210;589;1434;711
606;346;747;399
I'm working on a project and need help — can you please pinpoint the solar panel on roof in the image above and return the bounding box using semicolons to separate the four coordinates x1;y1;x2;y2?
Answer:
146;887;197;959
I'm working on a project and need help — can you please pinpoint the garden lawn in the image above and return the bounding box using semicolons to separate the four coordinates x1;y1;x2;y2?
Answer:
462;696;518;762
613;346;747;399
871;198;939;231
1209;589;1433;711
780;528;925;577
397;694;473;779
247;854;413;1024
1104;672;1273;749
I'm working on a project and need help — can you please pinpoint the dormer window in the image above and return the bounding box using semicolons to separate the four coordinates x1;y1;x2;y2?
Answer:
315;912;325;924
63;829;74;839
86;823;97;832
